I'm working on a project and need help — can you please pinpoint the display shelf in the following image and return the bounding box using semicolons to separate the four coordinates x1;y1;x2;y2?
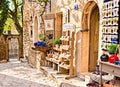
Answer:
59;64;70;70
61;53;71;60
44;26;75;78
53;47;61;52
101;0;119;50
60;45;70;51
46;57;61;64
58;30;75;78
60;36;70;41
99;61;120;87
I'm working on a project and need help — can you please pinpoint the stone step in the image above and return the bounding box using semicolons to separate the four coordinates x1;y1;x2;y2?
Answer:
79;72;91;83
40;66;87;87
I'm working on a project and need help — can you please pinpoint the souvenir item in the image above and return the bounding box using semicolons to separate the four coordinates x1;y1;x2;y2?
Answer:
113;17;118;25
113;8;119;17
107;1;112;9
109;55;119;63
113;0;119;8
100;49;109;62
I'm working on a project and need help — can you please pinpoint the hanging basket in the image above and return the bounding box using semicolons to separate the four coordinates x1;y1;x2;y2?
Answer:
35;46;50;52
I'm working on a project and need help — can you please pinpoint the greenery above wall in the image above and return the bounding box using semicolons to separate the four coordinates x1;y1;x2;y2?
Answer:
0;0;9;35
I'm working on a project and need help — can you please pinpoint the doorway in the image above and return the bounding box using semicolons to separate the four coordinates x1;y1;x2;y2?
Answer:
80;1;100;72
89;5;99;71
8;37;19;61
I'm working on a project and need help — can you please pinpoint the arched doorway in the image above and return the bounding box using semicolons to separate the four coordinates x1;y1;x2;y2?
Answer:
8;37;19;61
33;16;39;42
89;5;99;71
81;1;100;72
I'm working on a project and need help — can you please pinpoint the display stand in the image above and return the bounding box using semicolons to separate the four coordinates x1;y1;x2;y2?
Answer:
45;23;75;78
58;30;75;78
101;0;119;49
99;61;120;87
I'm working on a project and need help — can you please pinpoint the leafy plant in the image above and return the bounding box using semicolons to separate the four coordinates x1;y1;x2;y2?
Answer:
54;38;61;45
39;33;45;41
107;44;119;54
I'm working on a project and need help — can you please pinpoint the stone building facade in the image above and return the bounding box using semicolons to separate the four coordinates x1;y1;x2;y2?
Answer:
23;0;56;57
23;0;119;77
54;0;103;76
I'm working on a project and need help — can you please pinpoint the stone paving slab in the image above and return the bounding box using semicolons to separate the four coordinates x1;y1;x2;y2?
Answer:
0;60;57;87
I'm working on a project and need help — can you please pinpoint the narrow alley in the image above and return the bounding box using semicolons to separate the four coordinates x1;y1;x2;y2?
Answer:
0;59;57;87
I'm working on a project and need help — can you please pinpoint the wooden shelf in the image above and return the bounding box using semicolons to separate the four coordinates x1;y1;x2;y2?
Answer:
46;57;61;64
53;47;61;52
45;30;75;78
61;54;71;60
99;61;120;87
59;64;70;69
60;37;70;41
60;45;70;51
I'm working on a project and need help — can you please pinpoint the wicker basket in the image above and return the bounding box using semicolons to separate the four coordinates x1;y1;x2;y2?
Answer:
35;46;50;52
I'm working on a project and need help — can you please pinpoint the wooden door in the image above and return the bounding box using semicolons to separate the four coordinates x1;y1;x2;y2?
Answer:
89;6;99;71
55;12;62;39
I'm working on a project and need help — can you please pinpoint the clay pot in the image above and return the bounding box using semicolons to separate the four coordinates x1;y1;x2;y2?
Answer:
109;54;119;63
100;54;109;62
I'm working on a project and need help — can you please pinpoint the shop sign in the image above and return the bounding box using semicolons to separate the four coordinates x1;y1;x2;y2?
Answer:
63;23;75;31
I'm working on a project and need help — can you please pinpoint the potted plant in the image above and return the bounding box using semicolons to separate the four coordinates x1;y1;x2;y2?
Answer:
107;44;119;63
54;38;61;49
107;44;118;54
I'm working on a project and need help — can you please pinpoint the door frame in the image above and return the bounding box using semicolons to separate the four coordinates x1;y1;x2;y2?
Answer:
80;1;100;72
89;5;100;71
5;35;20;61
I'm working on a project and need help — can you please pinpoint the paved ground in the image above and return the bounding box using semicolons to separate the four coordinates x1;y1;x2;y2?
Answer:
0;59;57;87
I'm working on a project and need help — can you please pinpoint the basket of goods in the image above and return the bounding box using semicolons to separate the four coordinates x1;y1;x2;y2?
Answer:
34;41;50;52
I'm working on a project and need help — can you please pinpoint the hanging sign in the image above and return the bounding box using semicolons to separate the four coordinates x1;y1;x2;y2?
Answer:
63;23;75;31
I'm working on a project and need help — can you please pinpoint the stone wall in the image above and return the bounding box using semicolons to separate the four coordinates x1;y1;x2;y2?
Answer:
23;0;104;76
55;0;103;76
23;0;56;57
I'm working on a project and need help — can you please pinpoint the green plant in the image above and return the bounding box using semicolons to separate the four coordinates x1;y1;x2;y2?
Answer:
54;38;61;45
39;33;45;41
107;44;119;54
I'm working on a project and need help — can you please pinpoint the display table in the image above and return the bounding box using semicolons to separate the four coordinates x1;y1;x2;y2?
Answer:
99;61;120;87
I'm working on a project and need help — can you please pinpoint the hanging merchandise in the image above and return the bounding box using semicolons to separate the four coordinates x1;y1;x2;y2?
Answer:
101;0;119;50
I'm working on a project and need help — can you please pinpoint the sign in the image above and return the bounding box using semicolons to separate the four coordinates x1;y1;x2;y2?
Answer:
63;23;75;31
44;19;54;30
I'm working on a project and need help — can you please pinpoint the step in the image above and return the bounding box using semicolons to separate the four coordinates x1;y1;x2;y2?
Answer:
40;66;87;87
79;72;91;83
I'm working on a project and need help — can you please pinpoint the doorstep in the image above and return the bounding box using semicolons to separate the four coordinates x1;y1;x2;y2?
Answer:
40;66;87;87
79;72;91;83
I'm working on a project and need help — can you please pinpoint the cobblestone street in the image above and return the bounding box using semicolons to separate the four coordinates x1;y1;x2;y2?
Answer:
0;59;57;87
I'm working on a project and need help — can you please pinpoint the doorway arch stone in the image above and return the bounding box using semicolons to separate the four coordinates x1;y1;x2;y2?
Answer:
80;1;100;72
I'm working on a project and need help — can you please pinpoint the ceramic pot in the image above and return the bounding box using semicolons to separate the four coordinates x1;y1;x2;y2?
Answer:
100;54;109;62
109;54;119;63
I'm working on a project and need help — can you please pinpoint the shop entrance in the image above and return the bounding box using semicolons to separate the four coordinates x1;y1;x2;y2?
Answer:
81;1;99;72
89;5;99;71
